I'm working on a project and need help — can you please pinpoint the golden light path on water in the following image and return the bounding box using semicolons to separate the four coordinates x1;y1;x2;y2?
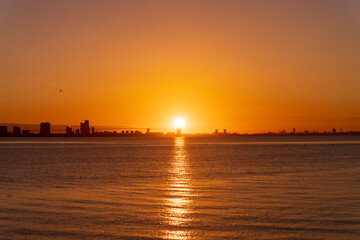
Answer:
162;137;193;240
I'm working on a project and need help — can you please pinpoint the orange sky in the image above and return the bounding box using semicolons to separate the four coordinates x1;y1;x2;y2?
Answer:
0;0;359;133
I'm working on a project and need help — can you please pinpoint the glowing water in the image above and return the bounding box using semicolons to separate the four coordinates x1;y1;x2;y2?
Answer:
0;136;359;239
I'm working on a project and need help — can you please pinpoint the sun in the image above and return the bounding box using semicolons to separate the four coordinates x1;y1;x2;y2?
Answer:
174;117;185;128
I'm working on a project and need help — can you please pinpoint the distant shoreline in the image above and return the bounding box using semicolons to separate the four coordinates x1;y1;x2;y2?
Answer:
1;132;360;138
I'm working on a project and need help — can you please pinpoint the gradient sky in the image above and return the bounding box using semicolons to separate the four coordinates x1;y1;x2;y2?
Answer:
0;0;360;133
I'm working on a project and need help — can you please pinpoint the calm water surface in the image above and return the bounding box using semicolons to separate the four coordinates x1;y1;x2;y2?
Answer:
0;136;359;239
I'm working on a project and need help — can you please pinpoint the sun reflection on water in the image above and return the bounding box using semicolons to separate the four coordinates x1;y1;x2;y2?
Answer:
162;137;193;240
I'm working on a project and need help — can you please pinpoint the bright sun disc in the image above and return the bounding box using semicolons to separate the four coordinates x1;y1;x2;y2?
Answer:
174;118;185;128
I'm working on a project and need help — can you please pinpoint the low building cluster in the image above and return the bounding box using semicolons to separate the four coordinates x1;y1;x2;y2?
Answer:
0;122;359;137
0;120;172;137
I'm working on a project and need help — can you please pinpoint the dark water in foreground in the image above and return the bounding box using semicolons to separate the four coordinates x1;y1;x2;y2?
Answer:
0;136;359;240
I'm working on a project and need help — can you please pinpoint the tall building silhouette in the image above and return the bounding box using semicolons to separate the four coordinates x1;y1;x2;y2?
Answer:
176;128;182;136
80;120;90;135
0;126;7;137
66;126;73;135
13;126;21;136
40;122;51;136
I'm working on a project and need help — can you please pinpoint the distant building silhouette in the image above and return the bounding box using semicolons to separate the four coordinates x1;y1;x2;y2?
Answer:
293;128;296;133
91;127;95;134
223;129;227;134
40;122;51;136
22;130;30;136
13;126;21;136
66;126;73;135
75;129;80;135
0;126;7;137
80;120;90;135
176;128;182;136
215;129;218;134
332;128;336;134
147;128;150;134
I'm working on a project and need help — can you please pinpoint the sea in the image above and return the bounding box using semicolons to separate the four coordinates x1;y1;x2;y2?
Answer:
0;136;359;240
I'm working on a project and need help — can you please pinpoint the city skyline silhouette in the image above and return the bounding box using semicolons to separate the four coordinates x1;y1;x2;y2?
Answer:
0;119;359;137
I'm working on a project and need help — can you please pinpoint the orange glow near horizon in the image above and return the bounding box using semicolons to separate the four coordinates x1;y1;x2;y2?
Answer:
0;1;360;133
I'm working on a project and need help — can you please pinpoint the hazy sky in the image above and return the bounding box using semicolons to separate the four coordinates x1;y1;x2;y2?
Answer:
1;0;359;132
